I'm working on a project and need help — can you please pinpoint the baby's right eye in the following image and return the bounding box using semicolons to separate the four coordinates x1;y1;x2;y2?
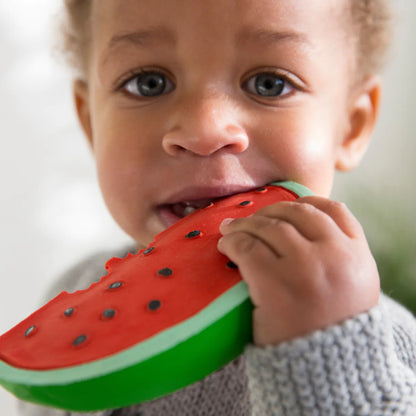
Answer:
123;71;174;97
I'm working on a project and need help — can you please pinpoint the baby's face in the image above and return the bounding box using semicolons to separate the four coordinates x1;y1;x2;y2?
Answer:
79;0;367;246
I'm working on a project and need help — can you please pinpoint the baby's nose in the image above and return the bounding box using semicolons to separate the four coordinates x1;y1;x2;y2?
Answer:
162;95;249;157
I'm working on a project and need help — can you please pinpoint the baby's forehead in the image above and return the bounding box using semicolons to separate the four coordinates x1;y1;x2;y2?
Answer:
62;0;391;90
92;0;348;50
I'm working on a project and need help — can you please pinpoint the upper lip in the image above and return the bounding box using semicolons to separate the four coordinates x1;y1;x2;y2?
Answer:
160;184;267;205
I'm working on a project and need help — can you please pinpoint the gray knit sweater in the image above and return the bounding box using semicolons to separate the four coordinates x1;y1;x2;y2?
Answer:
18;247;416;416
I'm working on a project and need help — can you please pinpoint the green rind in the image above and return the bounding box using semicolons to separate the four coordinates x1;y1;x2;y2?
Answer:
0;282;252;411
270;181;315;198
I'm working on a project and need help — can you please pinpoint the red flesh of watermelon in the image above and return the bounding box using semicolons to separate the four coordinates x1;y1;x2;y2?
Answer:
0;185;298;370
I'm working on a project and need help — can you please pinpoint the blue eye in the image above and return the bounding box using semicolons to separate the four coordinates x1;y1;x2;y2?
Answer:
245;73;293;97
124;72;174;97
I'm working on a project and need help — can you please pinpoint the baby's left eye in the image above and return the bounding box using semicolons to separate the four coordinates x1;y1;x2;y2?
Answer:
244;73;294;98
122;71;174;98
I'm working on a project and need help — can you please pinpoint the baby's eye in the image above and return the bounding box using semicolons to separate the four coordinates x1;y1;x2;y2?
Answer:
123;72;174;97
244;73;294;98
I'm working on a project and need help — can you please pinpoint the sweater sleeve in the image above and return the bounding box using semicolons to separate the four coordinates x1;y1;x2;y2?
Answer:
244;294;416;416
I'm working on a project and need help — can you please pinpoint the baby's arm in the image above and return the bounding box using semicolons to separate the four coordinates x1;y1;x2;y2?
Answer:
218;196;380;346
244;295;416;415
218;197;416;415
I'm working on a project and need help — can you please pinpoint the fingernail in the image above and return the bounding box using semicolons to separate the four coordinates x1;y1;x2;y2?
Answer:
220;218;234;228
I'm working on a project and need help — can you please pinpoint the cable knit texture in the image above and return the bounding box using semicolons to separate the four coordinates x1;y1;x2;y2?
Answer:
17;249;416;416
246;298;416;415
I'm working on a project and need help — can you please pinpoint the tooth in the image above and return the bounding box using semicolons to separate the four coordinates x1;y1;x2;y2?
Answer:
184;206;196;216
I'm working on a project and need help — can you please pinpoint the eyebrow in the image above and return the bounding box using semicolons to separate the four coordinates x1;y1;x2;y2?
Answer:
101;26;311;66
101;26;176;64
238;28;311;47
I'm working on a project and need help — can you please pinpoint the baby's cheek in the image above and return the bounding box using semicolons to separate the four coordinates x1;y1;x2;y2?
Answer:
96;163;135;224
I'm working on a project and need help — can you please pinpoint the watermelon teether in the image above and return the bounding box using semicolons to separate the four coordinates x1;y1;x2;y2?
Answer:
0;181;312;411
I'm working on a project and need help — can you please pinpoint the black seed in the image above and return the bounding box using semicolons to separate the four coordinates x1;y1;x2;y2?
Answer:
108;281;123;290
239;200;252;206
158;268;173;277
25;325;37;337
73;334;87;346
186;230;201;239
256;187;267;193
148;300;161;311
64;307;74;317
102;308;116;319
143;247;155;255
226;261;238;269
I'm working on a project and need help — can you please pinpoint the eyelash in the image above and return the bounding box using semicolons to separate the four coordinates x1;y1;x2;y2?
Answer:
115;68;302;100
115;68;173;94
243;69;300;99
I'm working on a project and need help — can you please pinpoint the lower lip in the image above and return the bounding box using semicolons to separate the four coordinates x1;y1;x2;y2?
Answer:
157;205;183;228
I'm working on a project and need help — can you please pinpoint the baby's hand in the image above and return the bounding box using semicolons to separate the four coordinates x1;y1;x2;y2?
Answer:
217;196;380;346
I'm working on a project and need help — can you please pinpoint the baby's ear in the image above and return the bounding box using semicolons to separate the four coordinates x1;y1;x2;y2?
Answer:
73;79;94;149
336;75;382;171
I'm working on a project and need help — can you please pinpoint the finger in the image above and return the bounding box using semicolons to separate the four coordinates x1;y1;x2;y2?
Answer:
217;231;285;306
296;196;364;239
225;201;334;242
251;197;360;241
219;214;305;258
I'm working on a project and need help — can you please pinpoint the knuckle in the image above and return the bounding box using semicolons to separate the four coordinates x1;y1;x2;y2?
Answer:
224;231;268;259
220;231;255;254
251;215;279;231
249;214;294;239
328;199;348;212
273;219;293;234
233;232;259;255
292;200;318;216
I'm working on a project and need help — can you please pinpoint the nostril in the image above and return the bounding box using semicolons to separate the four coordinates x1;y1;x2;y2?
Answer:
225;126;249;153
161;131;188;156
162;120;249;156
167;143;188;155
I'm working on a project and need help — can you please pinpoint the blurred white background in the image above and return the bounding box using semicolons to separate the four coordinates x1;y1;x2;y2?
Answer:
0;0;415;414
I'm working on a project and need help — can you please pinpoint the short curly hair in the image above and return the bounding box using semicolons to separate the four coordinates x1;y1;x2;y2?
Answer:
59;0;393;82
59;0;92;78
347;0;393;81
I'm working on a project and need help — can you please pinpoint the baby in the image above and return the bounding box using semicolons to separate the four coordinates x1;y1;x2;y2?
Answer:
20;0;416;415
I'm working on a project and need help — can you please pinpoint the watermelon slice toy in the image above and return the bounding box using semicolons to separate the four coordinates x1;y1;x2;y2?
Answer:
0;181;312;411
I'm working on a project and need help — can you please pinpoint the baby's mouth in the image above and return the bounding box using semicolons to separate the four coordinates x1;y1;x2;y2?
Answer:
157;183;269;228
158;198;216;227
